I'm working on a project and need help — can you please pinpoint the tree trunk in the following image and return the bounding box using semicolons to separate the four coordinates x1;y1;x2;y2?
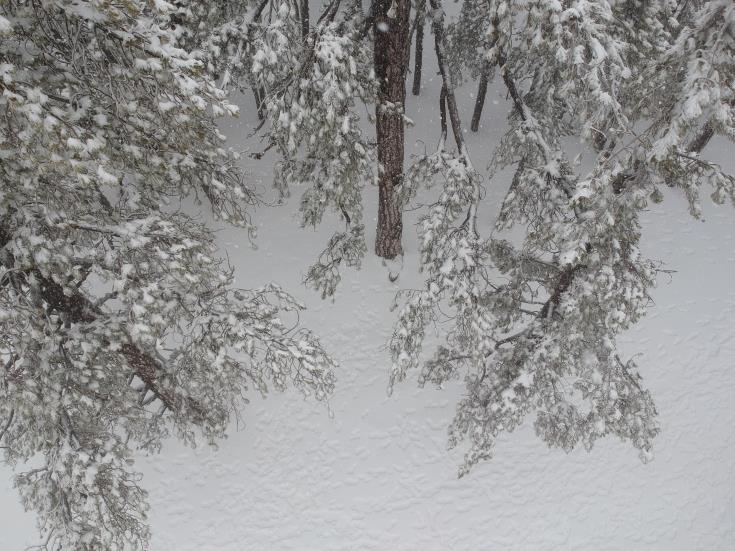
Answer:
374;0;410;259
253;84;265;121
301;0;309;40
412;1;425;96
470;64;490;132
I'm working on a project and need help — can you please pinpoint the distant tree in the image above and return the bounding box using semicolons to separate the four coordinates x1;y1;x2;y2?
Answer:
0;1;334;549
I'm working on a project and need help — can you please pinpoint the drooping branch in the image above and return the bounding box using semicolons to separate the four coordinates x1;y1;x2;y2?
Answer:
428;0;481;237
611;119;716;195
0;215;205;421
34;272;206;419
1;212;203;418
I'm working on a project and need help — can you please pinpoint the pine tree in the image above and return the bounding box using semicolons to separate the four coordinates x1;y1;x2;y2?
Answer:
199;1;411;283
198;0;377;297
390;0;734;475
185;0;734;475
4;1;735;546
444;0;493;130
0;1;335;549
373;0;411;259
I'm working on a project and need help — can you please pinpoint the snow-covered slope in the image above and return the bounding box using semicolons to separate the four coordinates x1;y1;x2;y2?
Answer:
3;58;735;551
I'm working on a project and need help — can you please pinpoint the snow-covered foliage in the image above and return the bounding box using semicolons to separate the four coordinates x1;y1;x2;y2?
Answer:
646;0;735;214
445;0;493;84
2;0;734;545
0;1;334;549
177;0;376;297
391;0;735;475
252;8;375;298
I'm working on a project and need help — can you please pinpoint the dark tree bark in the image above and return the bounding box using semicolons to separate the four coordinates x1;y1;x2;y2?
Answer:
301;0;309;40
470;64;490;132
412;0;425;96
253;85;265;121
688;120;714;153
374;0;411;259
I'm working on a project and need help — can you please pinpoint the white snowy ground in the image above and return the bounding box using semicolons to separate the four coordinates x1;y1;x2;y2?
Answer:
3;51;735;551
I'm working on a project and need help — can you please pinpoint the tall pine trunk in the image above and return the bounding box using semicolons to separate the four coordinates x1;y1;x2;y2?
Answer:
300;0;309;40
412;0;425;96
470;64;490;132
374;0;410;260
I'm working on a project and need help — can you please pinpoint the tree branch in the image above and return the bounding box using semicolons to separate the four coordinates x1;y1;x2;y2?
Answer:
428;0;464;152
0;409;14;443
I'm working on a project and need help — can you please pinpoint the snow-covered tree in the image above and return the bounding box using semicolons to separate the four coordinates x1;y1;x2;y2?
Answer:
4;0;734;545
0;1;335;548
187;0;377;294
390;0;735;475
191;0;412;288
177;0;734;477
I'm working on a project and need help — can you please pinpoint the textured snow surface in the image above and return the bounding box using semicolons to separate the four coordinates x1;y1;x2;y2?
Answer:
146;169;735;551
3;81;735;551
